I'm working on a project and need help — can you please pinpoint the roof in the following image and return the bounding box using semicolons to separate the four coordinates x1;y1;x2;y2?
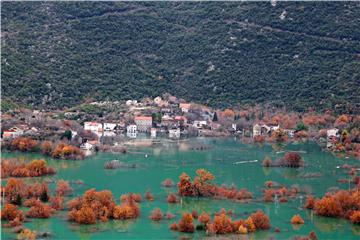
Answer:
4;127;22;132
134;116;152;121
179;103;191;109
84;122;102;126
174;116;186;121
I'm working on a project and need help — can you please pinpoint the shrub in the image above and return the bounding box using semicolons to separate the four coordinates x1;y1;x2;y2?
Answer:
314;196;342;217
198;212;211;225
41;141;53;155
50;196;64;210
350;211;360;224
244;217;256;232
145;190;154;201
51;142;85;160
1;203;25;222
169;222;178;231
178;213;195;233
162;178;174;187
291;214;305;224
304;195;315;209
212;213;233;234
166;212;175;219
167;193;178;203
67;189;119;223
250;210;270;230
150;208;163;221
10;137;38;152
4;178;26;205
17;228;36;240
26;201;53;218
279;152;304;168
262;156;272;167
56;180;73;197
238;225;248;234
71;207;96;224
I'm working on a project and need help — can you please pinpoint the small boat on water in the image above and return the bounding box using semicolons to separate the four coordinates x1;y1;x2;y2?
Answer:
234;160;258;164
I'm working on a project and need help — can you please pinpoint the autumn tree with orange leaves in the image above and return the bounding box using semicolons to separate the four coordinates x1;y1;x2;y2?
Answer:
10;137;38;152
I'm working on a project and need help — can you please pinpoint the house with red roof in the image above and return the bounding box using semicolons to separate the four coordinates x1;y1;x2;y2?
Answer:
134;116;152;132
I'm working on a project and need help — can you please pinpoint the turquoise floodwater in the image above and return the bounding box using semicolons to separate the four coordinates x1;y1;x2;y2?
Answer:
1;137;360;239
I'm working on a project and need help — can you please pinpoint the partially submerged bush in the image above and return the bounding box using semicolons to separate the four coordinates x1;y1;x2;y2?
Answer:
277;152;304;168
291;214;305;224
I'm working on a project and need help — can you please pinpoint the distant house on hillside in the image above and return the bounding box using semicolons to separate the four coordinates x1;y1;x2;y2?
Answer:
3;127;24;139
84;122;103;132
284;129;295;138
179;103;191;113
174;116;187;127
134;116;152;132
81;140;99;151
193;120;207;129
253;124;261;137
103;123;117;131
154;96;162;104
262;124;280;134
125;100;138;106
327;128;339;141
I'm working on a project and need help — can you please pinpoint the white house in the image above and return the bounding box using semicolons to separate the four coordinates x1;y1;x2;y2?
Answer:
193;120;207;129
253;124;261;137
154;96;162;105
2;127;24;139
126;100;138;106
84;122;103;132
179;103;191;113
169;128;181;138
284;129;295;138
262;124;280;133
327;128;339;140
127;124;137;133
150;128;157;138
80;140;99;151
103;123;117;131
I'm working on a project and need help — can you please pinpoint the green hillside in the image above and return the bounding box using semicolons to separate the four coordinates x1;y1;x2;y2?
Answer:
1;1;360;112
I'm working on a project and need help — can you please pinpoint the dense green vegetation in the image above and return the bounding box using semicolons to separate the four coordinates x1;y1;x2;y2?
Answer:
2;2;360;112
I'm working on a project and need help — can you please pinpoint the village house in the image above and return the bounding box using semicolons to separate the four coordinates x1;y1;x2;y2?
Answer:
327;128;339;141
127;124;137;133
179;103;191;113
84;122;103;132
161;108;172;114
151;128;157;138
154;96;163;105
284;129;295;138
2;127;24;139
161;115;174;127
134;116;153;132
253;124;262;137
169;128;181;138
193;120;207;129
116;122;126;132
327;128;339;148
174;116;187;127
103;123;117;131
126;100;138;106
81;140;100;151
262;124;280;134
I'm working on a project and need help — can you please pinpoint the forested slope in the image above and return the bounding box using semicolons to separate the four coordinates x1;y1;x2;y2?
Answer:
2;1;360;111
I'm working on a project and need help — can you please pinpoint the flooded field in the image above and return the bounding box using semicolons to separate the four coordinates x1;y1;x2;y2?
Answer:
2;137;360;239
